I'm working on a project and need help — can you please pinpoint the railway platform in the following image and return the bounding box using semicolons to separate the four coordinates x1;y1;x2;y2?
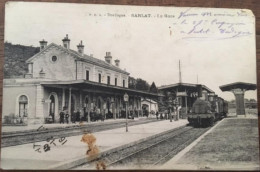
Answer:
2;117;150;133
161;116;259;170
1;119;188;170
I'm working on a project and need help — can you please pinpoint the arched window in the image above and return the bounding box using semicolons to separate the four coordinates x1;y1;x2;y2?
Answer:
19;95;28;117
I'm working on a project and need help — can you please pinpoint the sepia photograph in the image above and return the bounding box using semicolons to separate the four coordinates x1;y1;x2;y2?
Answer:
0;2;259;170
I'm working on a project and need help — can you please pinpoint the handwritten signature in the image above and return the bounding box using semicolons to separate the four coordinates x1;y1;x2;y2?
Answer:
175;8;253;40
33;125;68;153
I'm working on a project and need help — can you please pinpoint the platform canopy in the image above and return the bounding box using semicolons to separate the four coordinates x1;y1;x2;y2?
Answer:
158;82;214;93
219;82;257;92
40;79;162;98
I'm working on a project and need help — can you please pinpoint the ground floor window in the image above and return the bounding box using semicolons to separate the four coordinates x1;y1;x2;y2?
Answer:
19;95;28;117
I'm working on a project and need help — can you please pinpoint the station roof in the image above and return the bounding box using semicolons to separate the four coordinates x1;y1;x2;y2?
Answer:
26;43;130;75
158;82;214;93
219;82;257;92
40;79;162;98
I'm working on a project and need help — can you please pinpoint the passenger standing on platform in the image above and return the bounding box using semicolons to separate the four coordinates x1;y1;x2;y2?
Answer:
59;108;65;124
76;109;80;122
84;107;88;121
72;110;77;123
101;109;105;122
65;110;69;124
156;111;159;120
50;112;54;123
97;107;100;121
80;108;84;122
164;110;167;120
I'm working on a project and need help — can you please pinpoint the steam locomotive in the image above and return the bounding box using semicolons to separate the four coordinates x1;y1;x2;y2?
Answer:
187;85;228;127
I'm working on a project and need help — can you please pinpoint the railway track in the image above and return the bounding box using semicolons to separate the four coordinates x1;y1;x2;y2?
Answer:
75;125;210;169
1;118;157;147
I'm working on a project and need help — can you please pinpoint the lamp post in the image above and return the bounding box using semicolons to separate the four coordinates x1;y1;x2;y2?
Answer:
168;97;173;122
111;97;115;120
124;93;129;132
174;98;180;121
169;104;173;122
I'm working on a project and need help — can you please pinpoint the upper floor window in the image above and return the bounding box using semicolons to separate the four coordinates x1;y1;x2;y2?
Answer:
107;76;110;85
98;73;101;83
123;80;125;87
86;70;89;81
115;78;117;86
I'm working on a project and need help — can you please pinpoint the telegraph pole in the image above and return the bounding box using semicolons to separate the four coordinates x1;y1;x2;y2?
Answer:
179;60;182;83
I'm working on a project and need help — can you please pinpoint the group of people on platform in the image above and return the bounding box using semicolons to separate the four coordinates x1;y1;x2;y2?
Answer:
51;105;189;124
155;106;186;121
57;107;141;124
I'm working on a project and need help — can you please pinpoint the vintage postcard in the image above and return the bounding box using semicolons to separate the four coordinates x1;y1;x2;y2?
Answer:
1;2;259;170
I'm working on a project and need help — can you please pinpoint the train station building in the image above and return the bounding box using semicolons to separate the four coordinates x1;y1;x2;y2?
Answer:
2;35;159;125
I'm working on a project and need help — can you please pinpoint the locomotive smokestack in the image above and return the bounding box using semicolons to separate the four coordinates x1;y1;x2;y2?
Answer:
197;84;202;98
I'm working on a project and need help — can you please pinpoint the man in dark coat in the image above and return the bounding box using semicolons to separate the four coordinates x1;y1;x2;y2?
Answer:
76;110;80;122
59;108;65;124
156;111;159;120
65;110;69;124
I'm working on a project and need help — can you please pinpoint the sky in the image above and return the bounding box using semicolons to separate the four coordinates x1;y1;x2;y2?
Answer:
4;2;257;101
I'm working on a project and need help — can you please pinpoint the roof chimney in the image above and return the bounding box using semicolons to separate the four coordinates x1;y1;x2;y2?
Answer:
77;40;84;55
62;34;70;49
114;59;120;67
39;39;47;51
105;52;112;64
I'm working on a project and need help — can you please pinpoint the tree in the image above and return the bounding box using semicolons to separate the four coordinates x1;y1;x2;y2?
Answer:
128;76;136;89
135;78;150;91
249;99;256;102
149;82;158;93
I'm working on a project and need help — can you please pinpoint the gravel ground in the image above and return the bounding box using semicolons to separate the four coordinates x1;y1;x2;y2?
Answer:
174;118;259;170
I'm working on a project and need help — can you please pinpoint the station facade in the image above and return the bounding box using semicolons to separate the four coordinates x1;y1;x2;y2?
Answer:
2;35;159;125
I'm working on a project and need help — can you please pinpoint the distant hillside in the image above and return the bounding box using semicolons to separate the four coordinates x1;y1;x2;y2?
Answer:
4;42;40;78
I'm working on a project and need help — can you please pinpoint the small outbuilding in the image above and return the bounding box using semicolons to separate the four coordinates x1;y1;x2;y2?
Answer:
219;82;257;115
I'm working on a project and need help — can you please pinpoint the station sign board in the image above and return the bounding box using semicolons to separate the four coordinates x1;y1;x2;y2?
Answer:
42;99;51;103
176;91;187;97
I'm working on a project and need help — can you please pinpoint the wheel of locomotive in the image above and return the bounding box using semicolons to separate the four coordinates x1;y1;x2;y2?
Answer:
202;118;209;128
188;117;192;125
209;117;214;126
